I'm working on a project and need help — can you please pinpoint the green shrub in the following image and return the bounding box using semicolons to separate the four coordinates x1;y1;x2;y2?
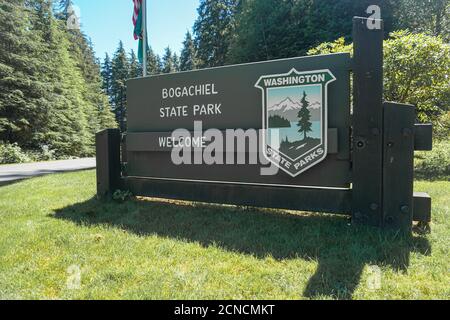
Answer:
308;31;450;122
415;140;450;180
36;145;57;162
0;142;31;164
384;31;450;123
308;37;352;56
433;112;450;141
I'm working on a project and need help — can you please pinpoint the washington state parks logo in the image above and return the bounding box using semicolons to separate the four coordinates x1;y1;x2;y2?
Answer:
255;69;336;177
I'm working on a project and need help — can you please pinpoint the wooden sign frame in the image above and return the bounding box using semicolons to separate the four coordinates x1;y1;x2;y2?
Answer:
96;17;433;233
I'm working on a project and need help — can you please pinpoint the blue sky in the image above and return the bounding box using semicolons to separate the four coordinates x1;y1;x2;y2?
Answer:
72;0;200;59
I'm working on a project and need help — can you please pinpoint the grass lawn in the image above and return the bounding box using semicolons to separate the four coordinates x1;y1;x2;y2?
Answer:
0;170;448;300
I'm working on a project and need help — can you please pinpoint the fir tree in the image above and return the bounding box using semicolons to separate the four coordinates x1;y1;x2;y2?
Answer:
162;47;176;73
193;0;238;67
101;53;113;100
68;30;116;149
227;0;397;63
173;53;180;72
396;0;449;39
129;50;142;78
111;41;130;132
179;31;198;71
155;54;163;73
146;47;161;75
0;0;115;160
44;11;91;155
0;0;51;148
297;91;313;140
56;0;74;19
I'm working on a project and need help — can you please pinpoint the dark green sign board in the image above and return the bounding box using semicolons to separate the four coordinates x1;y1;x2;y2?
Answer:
126;53;351;188
97;17;433;233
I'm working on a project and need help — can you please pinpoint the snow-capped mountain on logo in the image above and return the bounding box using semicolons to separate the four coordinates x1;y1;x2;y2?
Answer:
309;101;321;109
268;97;301;112
268;97;321;121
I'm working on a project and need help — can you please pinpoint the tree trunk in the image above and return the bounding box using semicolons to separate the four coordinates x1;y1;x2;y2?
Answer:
434;0;445;36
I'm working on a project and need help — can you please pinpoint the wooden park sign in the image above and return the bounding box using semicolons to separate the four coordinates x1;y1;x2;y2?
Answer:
96;17;433;232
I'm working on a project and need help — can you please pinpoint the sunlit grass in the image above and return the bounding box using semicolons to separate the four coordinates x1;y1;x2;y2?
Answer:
0;170;448;300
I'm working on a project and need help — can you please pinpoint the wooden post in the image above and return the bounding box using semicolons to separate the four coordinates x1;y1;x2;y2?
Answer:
96;129;122;198
383;103;415;232
352;17;385;226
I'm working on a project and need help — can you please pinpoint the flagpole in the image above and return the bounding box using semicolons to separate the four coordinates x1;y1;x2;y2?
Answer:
142;0;147;77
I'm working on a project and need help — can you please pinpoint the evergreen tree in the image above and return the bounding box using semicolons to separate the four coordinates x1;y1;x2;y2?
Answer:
155;54;163;73
228;0;397;63
396;0;449;40
297;91;312;140
57;0;72;12
55;0;116;150
0;0;115;160
180;31;198;71
0;0;54;149
146;47;161;75
162;47;176;73
111;41;130;132
129;50;142;78
173;53;180;72
31;0;90;156
101;53;113;100
69;32;116;146
54;0;75;21
193;0;238;67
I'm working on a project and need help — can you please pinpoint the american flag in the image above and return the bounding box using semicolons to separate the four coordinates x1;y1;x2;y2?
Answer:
132;0;142;40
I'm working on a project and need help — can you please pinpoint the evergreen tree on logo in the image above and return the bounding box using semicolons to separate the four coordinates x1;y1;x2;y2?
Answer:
297;91;313;140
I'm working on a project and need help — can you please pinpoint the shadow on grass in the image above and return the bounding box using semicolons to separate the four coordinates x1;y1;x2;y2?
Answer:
53;197;431;300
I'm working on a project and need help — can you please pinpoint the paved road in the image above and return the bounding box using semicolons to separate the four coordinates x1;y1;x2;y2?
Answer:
0;158;96;185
